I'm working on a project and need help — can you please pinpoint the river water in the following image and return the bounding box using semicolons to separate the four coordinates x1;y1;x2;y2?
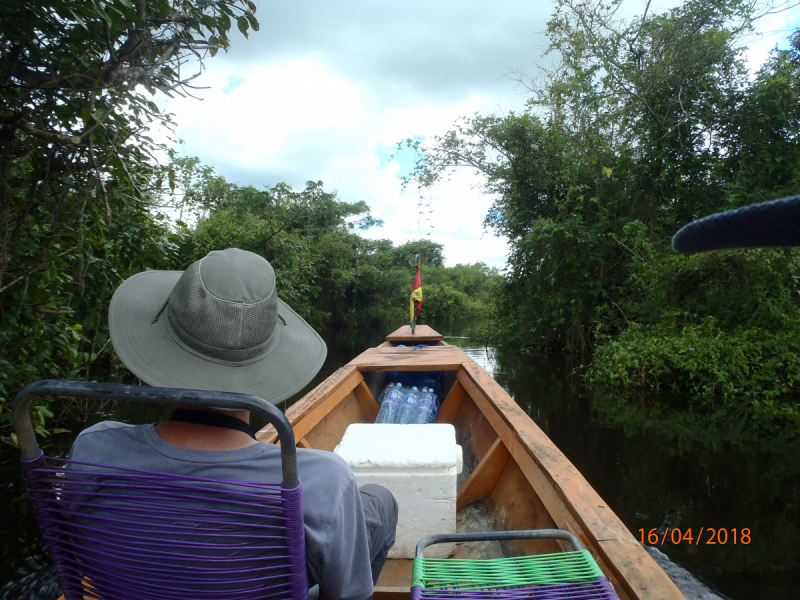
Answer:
434;321;800;600
2;320;799;599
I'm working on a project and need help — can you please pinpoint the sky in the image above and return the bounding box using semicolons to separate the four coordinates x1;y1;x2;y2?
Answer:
157;0;800;269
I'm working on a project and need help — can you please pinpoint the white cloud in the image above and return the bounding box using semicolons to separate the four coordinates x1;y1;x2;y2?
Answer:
167;60;365;169
162;58;517;267
358;163;509;268
154;0;799;270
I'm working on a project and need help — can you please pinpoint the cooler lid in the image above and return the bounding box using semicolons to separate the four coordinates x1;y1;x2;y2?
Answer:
334;423;460;469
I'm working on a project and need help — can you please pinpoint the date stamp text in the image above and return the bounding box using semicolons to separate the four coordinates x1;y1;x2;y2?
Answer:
639;527;751;546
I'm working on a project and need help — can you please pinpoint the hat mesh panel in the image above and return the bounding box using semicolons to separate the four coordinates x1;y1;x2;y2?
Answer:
170;263;277;350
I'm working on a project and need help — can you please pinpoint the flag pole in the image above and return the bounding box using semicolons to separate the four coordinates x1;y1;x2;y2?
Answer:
411;254;420;334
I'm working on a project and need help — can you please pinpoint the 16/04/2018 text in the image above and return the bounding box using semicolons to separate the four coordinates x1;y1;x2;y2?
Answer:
639;528;750;546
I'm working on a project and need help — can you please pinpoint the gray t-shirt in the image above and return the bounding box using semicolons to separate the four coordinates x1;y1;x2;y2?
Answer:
69;421;374;600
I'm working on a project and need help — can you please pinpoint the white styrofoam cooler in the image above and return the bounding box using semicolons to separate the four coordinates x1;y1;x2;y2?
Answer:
334;423;463;558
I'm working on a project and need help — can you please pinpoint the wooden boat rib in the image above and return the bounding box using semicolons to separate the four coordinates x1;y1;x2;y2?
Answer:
257;325;685;600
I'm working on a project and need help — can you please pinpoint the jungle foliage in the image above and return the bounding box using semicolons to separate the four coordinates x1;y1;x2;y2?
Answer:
0;144;497;447
0;0;260;443
408;0;800;415
166;159;498;331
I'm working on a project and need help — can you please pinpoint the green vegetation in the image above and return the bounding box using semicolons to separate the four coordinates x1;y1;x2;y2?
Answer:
168;160;499;330
407;0;800;417
0;0;260;443
415;263;501;322
4;0;798;439
588;244;800;417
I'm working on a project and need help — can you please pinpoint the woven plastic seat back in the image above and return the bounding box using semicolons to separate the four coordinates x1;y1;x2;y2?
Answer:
22;451;307;600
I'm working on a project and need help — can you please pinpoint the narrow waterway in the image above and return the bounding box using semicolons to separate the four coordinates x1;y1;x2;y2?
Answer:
2;320;798;599
435;321;800;600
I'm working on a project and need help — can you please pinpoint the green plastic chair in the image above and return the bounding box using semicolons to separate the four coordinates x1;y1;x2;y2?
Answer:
411;530;620;600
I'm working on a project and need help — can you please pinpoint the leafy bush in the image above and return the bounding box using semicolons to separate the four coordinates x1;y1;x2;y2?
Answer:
588;317;800;419
418;263;501;322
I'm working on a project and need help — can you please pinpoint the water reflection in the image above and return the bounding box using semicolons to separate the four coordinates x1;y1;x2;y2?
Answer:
428;320;800;599
442;335;498;377
482;342;799;600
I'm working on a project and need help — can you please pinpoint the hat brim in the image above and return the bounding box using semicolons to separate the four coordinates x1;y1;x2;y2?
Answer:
672;194;800;254
109;271;327;405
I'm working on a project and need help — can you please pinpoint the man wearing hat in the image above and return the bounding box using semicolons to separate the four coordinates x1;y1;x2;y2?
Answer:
68;248;398;600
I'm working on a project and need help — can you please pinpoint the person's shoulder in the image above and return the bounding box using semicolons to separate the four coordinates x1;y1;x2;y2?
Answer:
70;421;150;460
296;448;356;485
297;447;352;471
75;421;141;440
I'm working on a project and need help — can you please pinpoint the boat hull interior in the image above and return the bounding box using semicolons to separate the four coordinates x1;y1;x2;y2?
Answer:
256;326;685;600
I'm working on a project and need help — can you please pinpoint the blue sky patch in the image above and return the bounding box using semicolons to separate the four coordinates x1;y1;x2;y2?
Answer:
482;256;509;269
375;137;424;180
776;7;800;50
223;76;245;94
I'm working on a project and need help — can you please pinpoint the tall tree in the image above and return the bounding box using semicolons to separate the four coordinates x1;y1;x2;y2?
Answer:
0;0;258;437
406;0;800;372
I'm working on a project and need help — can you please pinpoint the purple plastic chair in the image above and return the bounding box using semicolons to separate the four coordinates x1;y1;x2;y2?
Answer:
13;380;308;600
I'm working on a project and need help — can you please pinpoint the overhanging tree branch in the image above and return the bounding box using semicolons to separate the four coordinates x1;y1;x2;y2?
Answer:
17;119;81;145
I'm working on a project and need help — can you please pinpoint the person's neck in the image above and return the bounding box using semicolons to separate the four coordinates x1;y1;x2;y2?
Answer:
155;406;258;450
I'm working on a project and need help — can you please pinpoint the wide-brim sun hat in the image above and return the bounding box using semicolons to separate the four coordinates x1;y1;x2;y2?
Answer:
109;248;327;405
672;194;800;253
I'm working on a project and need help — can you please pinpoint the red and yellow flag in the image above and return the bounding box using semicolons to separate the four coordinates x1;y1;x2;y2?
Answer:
410;264;423;322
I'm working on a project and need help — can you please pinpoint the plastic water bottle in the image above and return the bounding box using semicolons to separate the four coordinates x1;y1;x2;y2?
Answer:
424;388;440;423
411;387;439;424
396;386;420;424
376;383;404;423
376;383;395;406
408;388;429;424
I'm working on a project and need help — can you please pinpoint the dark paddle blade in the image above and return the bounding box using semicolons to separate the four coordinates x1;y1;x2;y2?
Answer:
672;194;800;254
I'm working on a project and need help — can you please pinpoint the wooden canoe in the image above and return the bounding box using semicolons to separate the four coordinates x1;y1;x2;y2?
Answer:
257;325;685;600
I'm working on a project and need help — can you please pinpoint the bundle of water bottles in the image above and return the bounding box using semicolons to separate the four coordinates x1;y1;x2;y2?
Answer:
375;383;440;424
